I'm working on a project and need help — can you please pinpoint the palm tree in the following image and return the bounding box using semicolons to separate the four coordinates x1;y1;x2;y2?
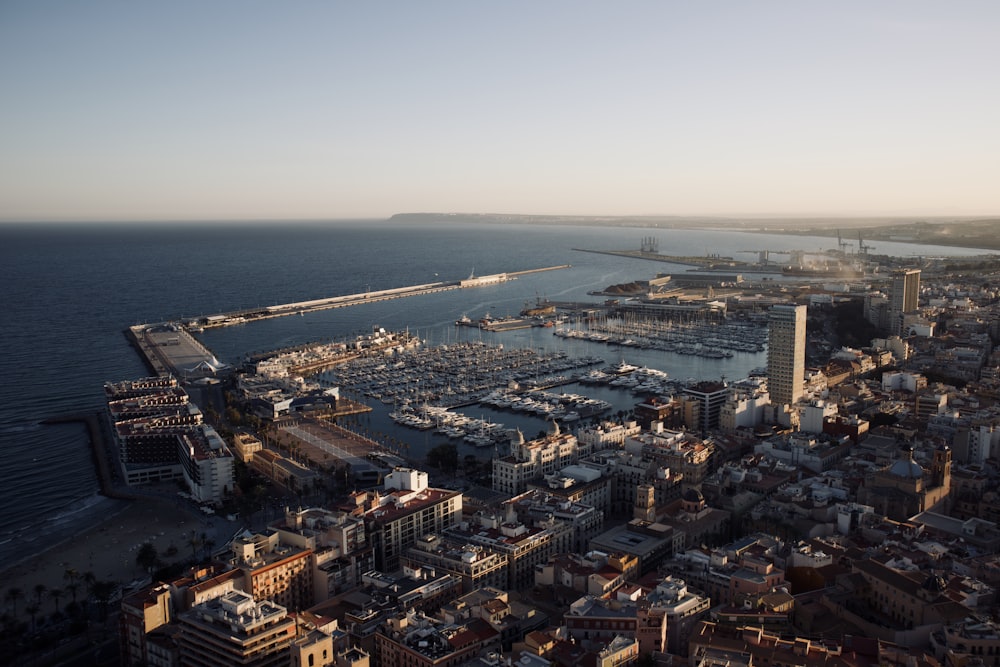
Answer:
91;581;116;621
48;587;64;613
65;582;80;606
187;531;202;560
4;587;23;615
136;542;159;573
202;536;216;560
63;567;79;591
33;583;47;606
25;603;39;632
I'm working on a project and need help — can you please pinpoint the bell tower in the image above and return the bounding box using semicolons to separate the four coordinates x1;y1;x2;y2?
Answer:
634;483;656;522
931;444;951;490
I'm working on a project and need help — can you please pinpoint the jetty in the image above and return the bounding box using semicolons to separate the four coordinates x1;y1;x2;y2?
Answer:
573;247;737;268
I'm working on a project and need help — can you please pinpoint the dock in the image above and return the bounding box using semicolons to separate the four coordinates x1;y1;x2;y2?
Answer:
573;248;736;268
126;265;572;379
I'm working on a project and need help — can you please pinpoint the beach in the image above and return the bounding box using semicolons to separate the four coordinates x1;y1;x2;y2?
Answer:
1;495;226;623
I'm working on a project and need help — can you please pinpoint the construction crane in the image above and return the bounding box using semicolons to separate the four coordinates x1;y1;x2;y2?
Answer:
858;231;873;255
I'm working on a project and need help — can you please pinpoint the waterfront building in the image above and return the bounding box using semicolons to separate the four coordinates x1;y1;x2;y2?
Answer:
106;378;236;503
357;467;463;572
178;426;236;505
176;590;296;667
890;268;921;335
767;304;807;408
492;424;581;496
575;420;642;449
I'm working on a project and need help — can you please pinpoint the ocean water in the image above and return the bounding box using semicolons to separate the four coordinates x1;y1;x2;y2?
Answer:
0;220;992;567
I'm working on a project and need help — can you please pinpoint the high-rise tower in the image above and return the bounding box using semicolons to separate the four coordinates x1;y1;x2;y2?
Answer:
889;269;920;335
767;304;807;407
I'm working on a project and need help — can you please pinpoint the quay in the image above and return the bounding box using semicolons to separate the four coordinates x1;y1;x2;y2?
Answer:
190;264;573;330
573;247;737;268
125;265;572;378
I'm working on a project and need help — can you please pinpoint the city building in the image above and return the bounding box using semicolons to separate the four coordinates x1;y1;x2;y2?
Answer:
857;445;952;521
275;506;374;598
176;590;296;667
119;583;173;667
374;609;499;667
681;381;730;432
229;530;316;612
355;467;463;572
767;304;807;407
447;504;572;591
493;424;582;496
403;533;509;594
890;268;921;335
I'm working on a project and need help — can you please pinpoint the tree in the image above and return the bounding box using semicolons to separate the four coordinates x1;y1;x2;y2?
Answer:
202;536;216;560
63;568;80;599
25;603;39;632
4;587;22;615
65;583;79;606
136;542;159;573
48;587;64;613
187;531;202;560
33;583;46;606
91;581;116;621
426;442;459;473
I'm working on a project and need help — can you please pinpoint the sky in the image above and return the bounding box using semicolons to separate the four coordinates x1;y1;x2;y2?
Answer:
1;1;998;222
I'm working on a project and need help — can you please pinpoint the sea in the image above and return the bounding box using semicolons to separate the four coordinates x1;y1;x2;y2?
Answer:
0;219;993;569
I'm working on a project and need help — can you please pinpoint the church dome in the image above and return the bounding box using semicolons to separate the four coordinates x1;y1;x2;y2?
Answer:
888;447;924;479
921;573;947;594
683;488;705;504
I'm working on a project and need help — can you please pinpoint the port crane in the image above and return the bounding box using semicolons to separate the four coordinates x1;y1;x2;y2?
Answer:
837;230;851;255
858;231;873;255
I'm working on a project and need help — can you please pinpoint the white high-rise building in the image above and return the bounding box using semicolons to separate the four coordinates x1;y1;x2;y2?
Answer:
767;304;807;407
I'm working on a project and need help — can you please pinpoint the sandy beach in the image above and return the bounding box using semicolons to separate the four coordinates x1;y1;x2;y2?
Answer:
1;496;224;622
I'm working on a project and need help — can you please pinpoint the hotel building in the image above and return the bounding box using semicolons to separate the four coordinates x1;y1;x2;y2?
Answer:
767;304;807;407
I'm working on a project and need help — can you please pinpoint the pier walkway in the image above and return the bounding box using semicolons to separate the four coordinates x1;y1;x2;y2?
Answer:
126;265;572;378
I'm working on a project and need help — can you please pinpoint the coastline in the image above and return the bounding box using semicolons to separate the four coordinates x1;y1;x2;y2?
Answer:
0;409;216;623
0;495;218;622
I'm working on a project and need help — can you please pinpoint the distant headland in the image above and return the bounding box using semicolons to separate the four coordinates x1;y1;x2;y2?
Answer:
389;213;1000;251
